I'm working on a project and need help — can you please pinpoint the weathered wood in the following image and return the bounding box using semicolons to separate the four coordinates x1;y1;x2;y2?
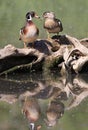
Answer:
63;35;88;73
0;37;66;75
0;35;88;75
0;43;46;75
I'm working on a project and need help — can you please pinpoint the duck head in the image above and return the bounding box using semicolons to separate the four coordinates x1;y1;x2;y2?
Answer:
43;11;55;19
26;11;40;21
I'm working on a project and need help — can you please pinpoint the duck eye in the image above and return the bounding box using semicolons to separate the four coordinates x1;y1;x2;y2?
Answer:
31;12;35;17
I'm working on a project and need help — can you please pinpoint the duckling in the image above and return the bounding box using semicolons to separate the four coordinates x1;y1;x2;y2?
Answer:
42;11;63;40
19;11;40;48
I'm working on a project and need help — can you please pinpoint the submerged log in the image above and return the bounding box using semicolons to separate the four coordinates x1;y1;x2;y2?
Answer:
0;35;88;75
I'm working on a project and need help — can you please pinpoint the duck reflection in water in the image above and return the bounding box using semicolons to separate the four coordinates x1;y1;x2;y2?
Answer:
21;97;41;130
0;73;88;129
44;99;64;127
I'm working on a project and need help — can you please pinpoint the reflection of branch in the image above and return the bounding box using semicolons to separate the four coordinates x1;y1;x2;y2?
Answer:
65;75;88;110
0;94;17;104
66;89;88;110
0;78;25;83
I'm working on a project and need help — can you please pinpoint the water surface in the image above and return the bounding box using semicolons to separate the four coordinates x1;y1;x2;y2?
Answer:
0;1;88;130
0;72;88;130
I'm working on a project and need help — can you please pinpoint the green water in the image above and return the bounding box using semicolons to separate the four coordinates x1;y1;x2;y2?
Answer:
0;1;88;130
0;98;88;130
0;0;88;48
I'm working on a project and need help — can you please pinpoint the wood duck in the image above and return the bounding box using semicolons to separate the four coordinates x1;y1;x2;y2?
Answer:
19;11;40;48
42;11;63;39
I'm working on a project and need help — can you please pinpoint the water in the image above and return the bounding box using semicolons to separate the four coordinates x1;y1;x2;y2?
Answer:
0;72;88;130
0;1;88;130
0;0;88;48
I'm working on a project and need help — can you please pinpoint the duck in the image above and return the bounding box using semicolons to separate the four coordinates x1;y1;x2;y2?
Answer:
19;11;40;48
42;11;63;40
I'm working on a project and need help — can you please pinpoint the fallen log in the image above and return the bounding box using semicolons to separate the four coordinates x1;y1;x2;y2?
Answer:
0;36;68;75
0;35;88;75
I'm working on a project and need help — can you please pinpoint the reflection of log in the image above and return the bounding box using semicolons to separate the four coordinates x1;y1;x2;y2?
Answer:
0;74;64;102
67;89;88;110
65;74;88;110
0;78;40;94
0;72;88;111
0;94;17;104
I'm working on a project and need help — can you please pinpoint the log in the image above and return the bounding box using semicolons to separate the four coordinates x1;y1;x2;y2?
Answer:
0;36;69;75
0;35;88;75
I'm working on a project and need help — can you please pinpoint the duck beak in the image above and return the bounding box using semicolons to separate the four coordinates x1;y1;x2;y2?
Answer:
35;14;40;19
